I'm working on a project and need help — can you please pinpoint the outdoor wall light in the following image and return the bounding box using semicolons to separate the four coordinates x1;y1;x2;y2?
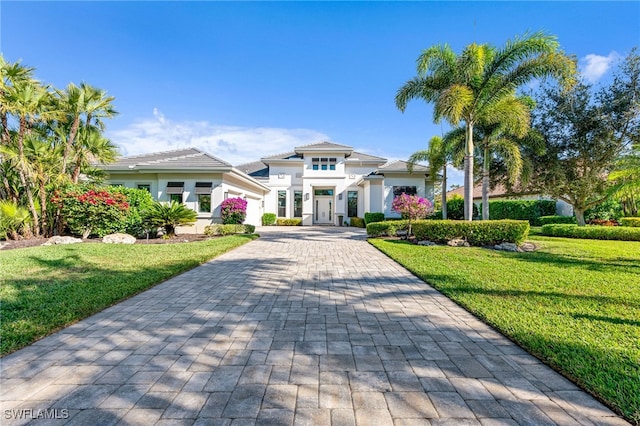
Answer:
338;193;343;200
304;193;310;201
224;192;229;199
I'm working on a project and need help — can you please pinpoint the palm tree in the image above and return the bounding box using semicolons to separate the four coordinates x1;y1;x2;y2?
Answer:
57;83;117;176
145;201;198;237
407;134;464;219
70;125;119;183
396;32;576;220
609;143;640;216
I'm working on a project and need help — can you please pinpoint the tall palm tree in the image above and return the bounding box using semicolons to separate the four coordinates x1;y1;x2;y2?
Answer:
3;79;58;236
396;32;576;220
57;83;117;176
407;134;464;219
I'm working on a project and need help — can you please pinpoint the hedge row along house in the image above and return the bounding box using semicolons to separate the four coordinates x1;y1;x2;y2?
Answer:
103;141;435;231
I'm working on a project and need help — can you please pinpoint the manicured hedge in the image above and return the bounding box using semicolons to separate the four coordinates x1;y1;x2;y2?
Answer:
364;212;385;225
204;224;253;236
262;213;276;226
620;217;640;227
366;220;408;237
539;215;577;225
541;224;640;241
276;218;302;226
487;200;556;225
412;220;530;245
349;217;365;228
367;219;529;245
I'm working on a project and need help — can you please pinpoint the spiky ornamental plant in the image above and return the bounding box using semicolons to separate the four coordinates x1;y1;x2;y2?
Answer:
391;193;434;236
220;197;247;224
145;201;197;237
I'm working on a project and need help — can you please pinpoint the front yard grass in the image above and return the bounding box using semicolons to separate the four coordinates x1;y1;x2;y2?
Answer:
370;235;640;424
0;235;257;356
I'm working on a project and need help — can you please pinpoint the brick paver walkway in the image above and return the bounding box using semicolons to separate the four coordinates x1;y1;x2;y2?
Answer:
1;227;629;425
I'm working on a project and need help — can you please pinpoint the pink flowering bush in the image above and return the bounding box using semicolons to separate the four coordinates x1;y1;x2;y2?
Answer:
391;193;434;236
221;197;247;224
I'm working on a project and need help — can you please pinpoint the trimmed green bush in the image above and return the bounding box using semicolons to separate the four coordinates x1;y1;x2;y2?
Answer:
204;224;246;236
539;215;577;225
262;213;276;226
364;212;385;224
244;224;256;234
447;195;479;220
411;220;530;245
620;217;640;227
541;224;640;241
349;217;365;228
487;200;556;225
276;218;302;226
585;199;624;222
366;220;409;237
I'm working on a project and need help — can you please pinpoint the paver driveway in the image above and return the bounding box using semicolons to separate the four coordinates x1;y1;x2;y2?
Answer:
0;227;629;425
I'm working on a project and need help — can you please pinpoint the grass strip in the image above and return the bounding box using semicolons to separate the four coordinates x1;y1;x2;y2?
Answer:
370;236;640;424
0;235;257;355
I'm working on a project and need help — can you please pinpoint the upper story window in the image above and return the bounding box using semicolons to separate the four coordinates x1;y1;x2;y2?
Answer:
312;157;336;171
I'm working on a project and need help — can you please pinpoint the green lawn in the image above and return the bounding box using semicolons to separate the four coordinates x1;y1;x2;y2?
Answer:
370;235;640;424
0;235;257;356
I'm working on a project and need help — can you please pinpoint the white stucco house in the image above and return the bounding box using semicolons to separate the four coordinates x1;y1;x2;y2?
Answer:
104;141;435;231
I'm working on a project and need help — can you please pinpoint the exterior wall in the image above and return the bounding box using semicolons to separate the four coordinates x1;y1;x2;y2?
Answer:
382;175;432;218
107;171;266;233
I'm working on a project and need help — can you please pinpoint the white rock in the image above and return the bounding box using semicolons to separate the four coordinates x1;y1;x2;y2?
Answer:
42;236;83;246
495;242;519;252
417;240;436;246
520;242;537;252
102;233;136;244
447;238;469;247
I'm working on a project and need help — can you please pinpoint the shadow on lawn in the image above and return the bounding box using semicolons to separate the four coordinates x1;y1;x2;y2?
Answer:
1;229;637;424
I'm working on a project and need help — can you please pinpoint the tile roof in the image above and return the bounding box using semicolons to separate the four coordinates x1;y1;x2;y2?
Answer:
294;141;353;151
378;160;430;173
346;151;387;162
104;148;232;171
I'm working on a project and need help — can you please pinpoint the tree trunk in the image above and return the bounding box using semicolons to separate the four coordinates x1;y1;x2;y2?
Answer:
72;162;81;184
575;208;586;226
16;119;40;236
39;181;49;237
61;116;80;176
441;165;448;220
482;145;490;220
463;123;475;221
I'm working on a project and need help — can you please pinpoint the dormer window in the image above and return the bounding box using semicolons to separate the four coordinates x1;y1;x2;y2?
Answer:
312;157;337;171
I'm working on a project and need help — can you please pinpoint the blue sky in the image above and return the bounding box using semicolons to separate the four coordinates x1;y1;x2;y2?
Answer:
2;1;638;187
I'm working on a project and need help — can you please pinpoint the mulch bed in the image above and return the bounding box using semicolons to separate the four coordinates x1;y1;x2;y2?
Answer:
0;234;211;251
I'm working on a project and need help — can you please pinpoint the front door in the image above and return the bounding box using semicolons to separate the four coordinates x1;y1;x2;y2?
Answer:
314;197;333;224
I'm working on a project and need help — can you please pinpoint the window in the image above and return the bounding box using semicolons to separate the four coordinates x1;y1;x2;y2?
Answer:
393;186;417;196
311;157;337;171
278;190;287;217
314;189;334;196
170;194;183;204
198;194;211;213
294;191;303;217
137;184;151;192
111;183;124;187
348;191;358;217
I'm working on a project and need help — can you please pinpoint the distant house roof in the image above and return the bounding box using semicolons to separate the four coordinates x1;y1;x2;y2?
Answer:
378;160;430;173
104;148;232;171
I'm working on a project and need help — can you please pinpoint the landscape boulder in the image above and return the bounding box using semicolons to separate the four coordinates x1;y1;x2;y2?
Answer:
102;233;136;244
447;238;470;247
42;236;83;246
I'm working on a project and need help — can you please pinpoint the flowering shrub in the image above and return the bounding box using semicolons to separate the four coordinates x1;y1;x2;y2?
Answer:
53;185;130;238
391;193;433;236
221;197;247;224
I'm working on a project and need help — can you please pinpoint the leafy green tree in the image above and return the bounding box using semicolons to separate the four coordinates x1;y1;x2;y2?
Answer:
608;142;640;216
145;201;197;237
396;32;576;221
529;50;640;225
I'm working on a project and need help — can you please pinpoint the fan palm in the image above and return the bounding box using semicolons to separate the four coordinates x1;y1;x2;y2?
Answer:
396;32;576;220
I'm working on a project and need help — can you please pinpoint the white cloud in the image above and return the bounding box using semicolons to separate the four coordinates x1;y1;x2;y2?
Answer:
580;52;620;83
107;109;331;166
